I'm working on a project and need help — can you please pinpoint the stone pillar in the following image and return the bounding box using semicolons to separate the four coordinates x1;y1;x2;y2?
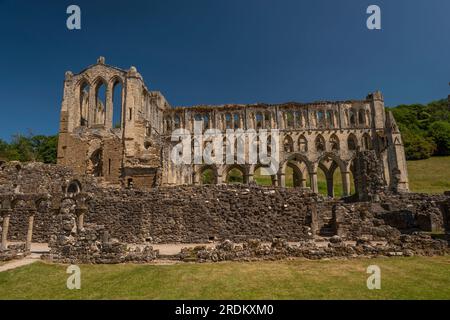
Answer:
342;171;351;196
310;172;318;193
77;210;86;232
1;211;11;251
326;177;334;197
300;177;307;188
26;213;35;252
105;84;113;129
279;173;286;187
88;85;96;127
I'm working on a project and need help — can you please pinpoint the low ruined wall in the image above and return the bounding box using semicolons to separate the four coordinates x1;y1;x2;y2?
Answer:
86;185;326;243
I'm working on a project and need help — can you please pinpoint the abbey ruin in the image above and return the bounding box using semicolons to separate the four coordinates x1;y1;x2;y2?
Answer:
57;57;409;195
0;57;448;264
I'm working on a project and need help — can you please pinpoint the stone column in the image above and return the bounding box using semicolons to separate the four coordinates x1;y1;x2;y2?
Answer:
105;84;113;129
76;209;86;232
1;211;11;251
26;212;35;252
326;177;334;197
279;173;286;187
310;172;318;193
88;86;97;127
300;177;307;188
342;171;351;196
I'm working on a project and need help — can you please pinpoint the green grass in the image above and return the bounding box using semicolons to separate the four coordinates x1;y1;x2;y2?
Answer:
0;256;449;299
406;156;450;194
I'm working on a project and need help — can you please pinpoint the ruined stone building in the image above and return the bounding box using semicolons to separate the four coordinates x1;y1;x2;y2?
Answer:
1;58;449;264
57;57;409;196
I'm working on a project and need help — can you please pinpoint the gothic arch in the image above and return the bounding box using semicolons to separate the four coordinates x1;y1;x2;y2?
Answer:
315;134;326;152
347;133;358;151
362;133;372;150
283;135;294;153
78;78;91;126
92;77;108;125
223;164;248;184
196;165;218;184
330;134;340;151
298;135;308;152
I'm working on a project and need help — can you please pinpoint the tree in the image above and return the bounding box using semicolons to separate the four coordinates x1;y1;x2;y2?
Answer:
389;98;450;160
429;121;450;156
0;134;58;164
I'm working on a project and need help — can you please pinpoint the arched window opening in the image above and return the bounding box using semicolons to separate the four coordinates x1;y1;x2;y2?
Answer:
294;111;302;127
203;114;210;129
233;113;240;129
89;149;103;177
226;167;245;184
67;180;82;195
112;80;123;129
347;134;358;151
174;114;181;129
358;110;365;125
264;112;271;129
298;135;308;152
255;113;263;130
349;109;356;126
327;110;334;128
362;133;372;150
254;167;276;186
317;111;325;127
330;134;340;151
200;167;216;184
94;81;107;125
315;135;326;152
79;82;90;126
285;162;309;188
165;116;172;132
286;112;294;128
283;135;294;153
225;113;232;129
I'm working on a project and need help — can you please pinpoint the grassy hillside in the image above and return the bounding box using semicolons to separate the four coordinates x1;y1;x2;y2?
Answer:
406;156;450;194
0;257;449;299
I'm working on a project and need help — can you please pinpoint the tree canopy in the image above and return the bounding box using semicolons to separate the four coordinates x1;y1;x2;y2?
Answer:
0;134;58;164
388;98;450;160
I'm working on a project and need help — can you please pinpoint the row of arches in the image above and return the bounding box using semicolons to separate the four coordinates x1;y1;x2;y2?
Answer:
77;77;124;129
194;153;358;198
283;133;372;153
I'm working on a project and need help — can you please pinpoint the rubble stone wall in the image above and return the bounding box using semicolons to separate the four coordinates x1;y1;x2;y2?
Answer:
85;185;326;243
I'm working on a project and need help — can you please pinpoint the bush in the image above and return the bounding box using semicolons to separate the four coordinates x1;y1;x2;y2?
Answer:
401;127;436;160
429;121;450;156
390;98;449;160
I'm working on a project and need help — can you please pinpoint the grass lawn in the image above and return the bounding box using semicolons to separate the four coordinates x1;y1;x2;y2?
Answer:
406;156;450;194
0;256;449;299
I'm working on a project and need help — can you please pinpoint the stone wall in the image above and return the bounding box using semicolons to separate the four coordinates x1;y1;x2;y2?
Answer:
85;185;326;243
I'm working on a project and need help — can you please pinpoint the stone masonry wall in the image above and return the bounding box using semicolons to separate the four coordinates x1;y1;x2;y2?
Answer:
86;185;325;243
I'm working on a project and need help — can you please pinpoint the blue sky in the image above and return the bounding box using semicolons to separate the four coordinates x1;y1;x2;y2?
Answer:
0;0;449;140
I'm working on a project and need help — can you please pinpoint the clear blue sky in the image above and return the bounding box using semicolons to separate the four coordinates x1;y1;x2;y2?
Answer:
0;0;449;140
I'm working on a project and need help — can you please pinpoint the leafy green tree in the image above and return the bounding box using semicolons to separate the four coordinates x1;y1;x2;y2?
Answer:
401;127;436;160
429;121;450;156
31;135;58;164
390;98;450;160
